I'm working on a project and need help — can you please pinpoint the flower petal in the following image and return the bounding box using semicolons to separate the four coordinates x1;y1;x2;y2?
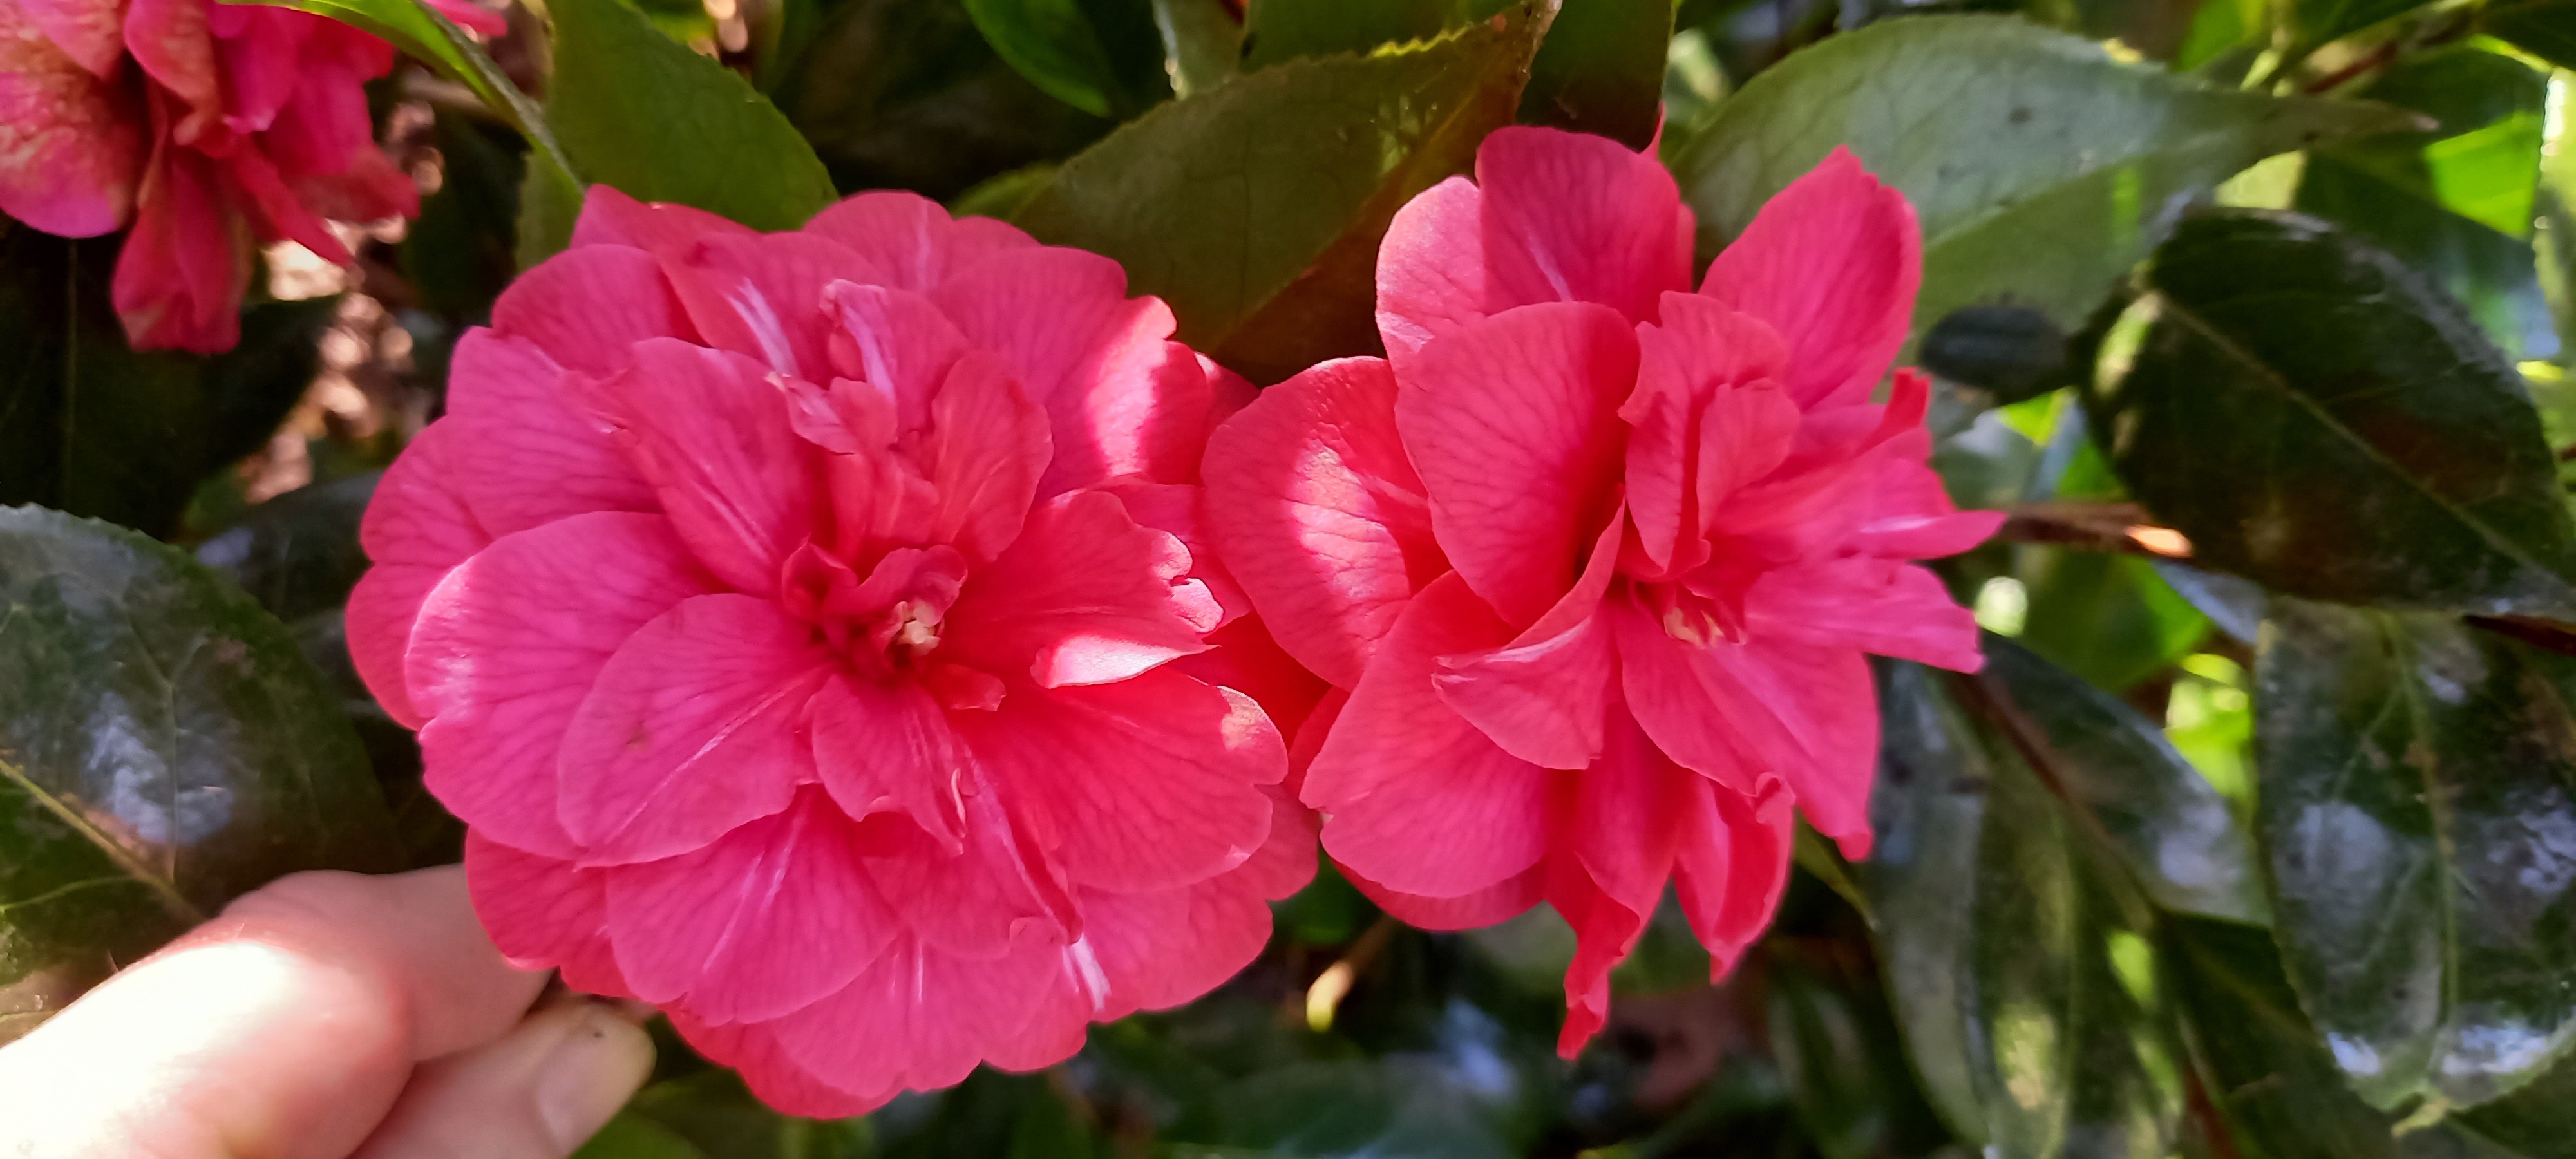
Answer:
113;139;250;354
811;674;970;849
1698;147;1920;410
489;243;692;375
587;339;819;597
943;489;1218;689
803;190;1038;294
1375;175;1487;366
967;668;1281;893
1623;294;1799;573
767;932;1063;1101
0;0;140;238
1306;572;1550;898
440;330;658;540
603;787;895;1025
661;231;884;381
1743;558;1985;672
1672;779;1792;979
462;833;629;998
1609;598;1880;856
670;1016;888;1118
1203;357;1441;688
1342;861;1542;930
17;0;124;78
1433;515;1622;769
569;184;759;253
1475;125;1692;327
1079;874;1272;1018
408;512;715;857
1399;302;1631;627
349;420;490;728
860;777;1065;959
558;594;832;864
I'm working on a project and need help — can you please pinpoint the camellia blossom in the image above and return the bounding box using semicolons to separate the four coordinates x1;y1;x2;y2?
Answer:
0;0;502;352
1204;127;2002;1053
346;186;1319;1115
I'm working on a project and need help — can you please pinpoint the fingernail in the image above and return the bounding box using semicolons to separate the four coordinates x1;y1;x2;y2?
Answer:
533;1002;656;1149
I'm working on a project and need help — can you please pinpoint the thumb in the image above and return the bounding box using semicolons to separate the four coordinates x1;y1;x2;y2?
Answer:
352;997;655;1159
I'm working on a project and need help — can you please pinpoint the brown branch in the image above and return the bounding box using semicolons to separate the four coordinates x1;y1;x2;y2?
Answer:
1994;501;2194;560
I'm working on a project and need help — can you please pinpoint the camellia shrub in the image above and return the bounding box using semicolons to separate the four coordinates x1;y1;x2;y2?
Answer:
6;0;2576;1153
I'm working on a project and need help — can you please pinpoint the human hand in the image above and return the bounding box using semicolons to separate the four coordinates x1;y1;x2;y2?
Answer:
0;866;654;1158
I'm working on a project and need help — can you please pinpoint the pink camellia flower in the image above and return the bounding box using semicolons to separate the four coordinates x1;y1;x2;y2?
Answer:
0;0;503;352
1204;126;2002;1054
346;186;1318;1115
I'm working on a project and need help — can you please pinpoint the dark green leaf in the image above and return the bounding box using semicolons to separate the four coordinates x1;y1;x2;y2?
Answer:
2487;0;2576;71
1671;15;2412;351
770;0;1113;202
1516;0;1670;149
1920;305;2072;403
2295;46;2552;357
193;474;377;625
547;0;838;230
2086;212;2576;616
963;0;1170;118
2291;0;2432;53
1766;963;1927;1159
402;111;528;317
627;1070;872;1159
222;0;565;172
1013;3;1544;382
1179;1059;1516;1158
516;150;588;270
570;1112;710;1159
0;231;334;539
2255;599;2576;1110
0;506;395;1040
1866;658;2190;1156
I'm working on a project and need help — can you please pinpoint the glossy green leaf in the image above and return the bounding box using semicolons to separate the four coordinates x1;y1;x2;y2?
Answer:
1867;658;2190;1157
2018;551;2211;694
1516;0;1669;149
2085;212;2576;616
2487;0;2576;71
963;0;1170;118
0;232;335;539
0;507;395;1040
2295;46;2552;356
2257;599;2576;1110
1670;15;2412;349
547;0;838;230
222;0;565;173
1013;3;1544;382
1153;0;1243;96
193;475;377;625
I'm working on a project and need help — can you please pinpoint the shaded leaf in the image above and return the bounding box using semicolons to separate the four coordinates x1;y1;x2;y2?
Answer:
2018;549;2210;694
963;0;1171;118
571;1112;710;1159
0;507;395;1039
2085;212;2576;616
1013;3;1545;382
193;474;378;625
2255;599;2576;1110
2291;0;2434;53
1153;0;1244;96
2295;46;2553;357
547;0;838;230
1867;657;2190;1157
1517;0;1671;149
0;232;334;539
2486;0;2576;71
1177;1059;1516;1158
1237;0;1489;69
1671;15;2413;350
402;111;527;317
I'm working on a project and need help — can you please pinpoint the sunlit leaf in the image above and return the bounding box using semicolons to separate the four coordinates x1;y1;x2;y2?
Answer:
2085;212;2576;616
962;0;1170;118
1013;3;1545;382
1671;15;2413;351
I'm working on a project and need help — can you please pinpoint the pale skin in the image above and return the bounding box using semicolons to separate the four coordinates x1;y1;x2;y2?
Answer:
0;867;656;1159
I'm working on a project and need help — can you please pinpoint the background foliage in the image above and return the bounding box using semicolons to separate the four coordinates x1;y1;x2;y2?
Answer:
12;0;2576;1153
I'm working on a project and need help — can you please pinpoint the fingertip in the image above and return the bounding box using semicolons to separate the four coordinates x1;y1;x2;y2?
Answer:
352;999;657;1159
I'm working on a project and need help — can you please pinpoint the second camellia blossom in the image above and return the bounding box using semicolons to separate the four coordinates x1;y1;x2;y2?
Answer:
347;187;1321;1114
1205;126;2002;1053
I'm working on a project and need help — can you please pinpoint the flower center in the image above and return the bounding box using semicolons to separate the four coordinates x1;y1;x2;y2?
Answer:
880;598;945;665
782;541;969;677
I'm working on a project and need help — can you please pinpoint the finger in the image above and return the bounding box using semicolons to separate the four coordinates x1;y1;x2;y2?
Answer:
0;866;551;1159
352;999;655;1159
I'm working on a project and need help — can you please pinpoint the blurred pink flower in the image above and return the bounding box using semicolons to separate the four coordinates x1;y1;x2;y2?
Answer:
0;0;503;352
1203;126;2002;1054
347;187;1316;1115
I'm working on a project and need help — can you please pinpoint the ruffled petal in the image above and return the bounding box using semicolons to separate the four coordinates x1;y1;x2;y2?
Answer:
660;231;885;381
407;512;715;857
587;339;819;597
811;674;971;849
942;489;1218;689
1623;294;1799;574
488;243;691;375
1849;457;2005;560
1609;598;1880;857
1202;357;1441;688
0;0;141;238
1698;147;1920;410
569;184;757;254
113;135;250;353
603;787;895;1025
1343;861;1543;930
557;594;831;864
1432;516;1622;769
1672;778;1792;979
1374;175;1486;366
1080;874;1272;1018
348;420;490;728
1305;572;1550;898
462;833;629;997
440;330;658;540
1397;303;1631;627
772;934;1068;1100
670;1016;888;1118
17;0;124;78
966;668;1281;893
861;782;1065;959
802;189;1037;294
1743;557;1984;671
1474;126;1692;328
